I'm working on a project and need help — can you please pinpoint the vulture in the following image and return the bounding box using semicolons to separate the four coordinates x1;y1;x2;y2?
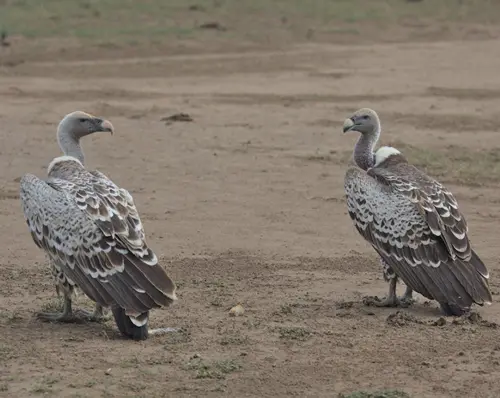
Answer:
342;108;492;316
20;111;177;340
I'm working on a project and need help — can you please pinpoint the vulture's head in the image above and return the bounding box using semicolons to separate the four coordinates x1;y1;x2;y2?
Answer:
57;111;114;140
342;108;380;136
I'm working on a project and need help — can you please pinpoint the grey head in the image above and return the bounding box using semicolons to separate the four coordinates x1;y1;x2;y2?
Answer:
57;111;114;165
343;108;381;136
342;108;381;170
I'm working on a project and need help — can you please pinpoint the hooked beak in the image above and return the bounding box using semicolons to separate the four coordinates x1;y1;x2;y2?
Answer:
97;119;114;135
343;117;355;133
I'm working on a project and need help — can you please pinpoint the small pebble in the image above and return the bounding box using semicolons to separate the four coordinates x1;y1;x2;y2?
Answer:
229;304;245;317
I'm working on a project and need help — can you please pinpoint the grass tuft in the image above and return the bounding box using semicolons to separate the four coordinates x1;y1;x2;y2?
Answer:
277;326;312;341
184;357;242;379
389;141;500;186
333;141;500;187
1;0;500;45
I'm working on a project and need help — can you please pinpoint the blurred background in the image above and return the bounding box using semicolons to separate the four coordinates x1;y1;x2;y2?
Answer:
0;0;499;62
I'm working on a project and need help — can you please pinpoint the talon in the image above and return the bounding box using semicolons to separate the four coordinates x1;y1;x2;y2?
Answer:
363;279;414;309
72;304;111;323
363;295;398;307
363;295;414;308
36;311;84;324
36;296;81;323
73;309;111;323
36;299;110;324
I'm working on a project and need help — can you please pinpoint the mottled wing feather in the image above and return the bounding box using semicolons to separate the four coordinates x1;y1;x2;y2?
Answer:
369;165;467;257
345;177;434;298
62;171;177;295
51;171;176;308
345;165;491;309
368;163;489;279
20;172;176;317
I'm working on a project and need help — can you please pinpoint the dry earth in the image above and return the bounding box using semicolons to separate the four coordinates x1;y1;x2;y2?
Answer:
2;14;500;398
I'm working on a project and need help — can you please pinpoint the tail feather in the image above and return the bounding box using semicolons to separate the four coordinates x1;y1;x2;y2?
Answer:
129;312;148;327
440;302;468;316
380;250;492;315
111;306;149;341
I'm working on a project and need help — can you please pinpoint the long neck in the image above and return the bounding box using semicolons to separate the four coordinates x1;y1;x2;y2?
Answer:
353;129;379;170
57;129;85;165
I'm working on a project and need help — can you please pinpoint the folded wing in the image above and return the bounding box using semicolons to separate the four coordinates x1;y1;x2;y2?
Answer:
20;171;176;321
345;161;491;311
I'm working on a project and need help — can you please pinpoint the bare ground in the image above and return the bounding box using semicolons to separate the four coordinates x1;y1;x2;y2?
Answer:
2;18;500;398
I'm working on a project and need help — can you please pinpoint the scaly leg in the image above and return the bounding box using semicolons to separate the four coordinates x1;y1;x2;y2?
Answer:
401;285;414;306
37;298;110;323
37;264;81;322
42;263;110;323
36;293;80;323
363;259;415;308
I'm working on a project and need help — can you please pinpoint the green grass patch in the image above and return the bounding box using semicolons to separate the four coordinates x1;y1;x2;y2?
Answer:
277;326;312;341
184;356;242;379
389;141;500;186
333;141;500;187
219;332;249;346
1;0;500;43
30;376;61;395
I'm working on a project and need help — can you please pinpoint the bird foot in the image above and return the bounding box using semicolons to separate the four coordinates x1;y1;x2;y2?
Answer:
73;308;111;323
36;308;110;324
36;311;85;324
363;294;415;308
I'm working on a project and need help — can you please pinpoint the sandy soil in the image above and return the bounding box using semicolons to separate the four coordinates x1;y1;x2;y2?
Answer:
1;30;500;398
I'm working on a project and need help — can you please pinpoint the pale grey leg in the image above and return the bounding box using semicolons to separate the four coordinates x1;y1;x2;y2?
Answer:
36;294;78;323
37;291;109;323
364;277;400;307
401;285;414;304
363;259;415;308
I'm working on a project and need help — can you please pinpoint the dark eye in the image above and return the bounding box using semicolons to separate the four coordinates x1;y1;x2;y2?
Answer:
78;118;87;123
362;115;370;120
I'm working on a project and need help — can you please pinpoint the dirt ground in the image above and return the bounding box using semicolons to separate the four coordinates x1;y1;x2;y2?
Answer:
3;15;500;398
